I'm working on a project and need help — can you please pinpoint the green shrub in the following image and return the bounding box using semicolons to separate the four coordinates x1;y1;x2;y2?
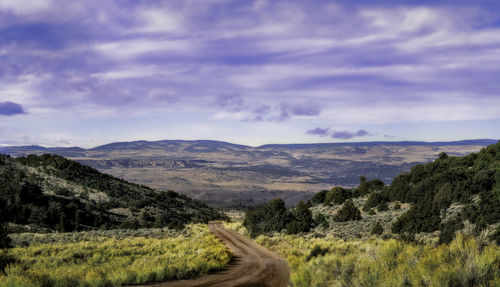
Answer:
286;221;309;235
333;200;361;222
365;192;388;210
306;245;329;261
0;224;10;249
244;199;313;237
439;219;464;244
371;221;384;235
287;201;313;234
367;179;385;191
314;213;329;229
0;250;16;274
377;201;389;212
393;203;401;210
490;225;500;245
324;187;349;205
243;198;291;237
362;204;371;212
310;190;328;205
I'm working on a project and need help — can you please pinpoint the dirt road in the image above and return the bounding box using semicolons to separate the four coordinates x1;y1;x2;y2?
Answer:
139;222;290;287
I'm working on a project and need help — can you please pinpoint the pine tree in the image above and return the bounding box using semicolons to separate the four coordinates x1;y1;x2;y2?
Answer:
333;200;361;222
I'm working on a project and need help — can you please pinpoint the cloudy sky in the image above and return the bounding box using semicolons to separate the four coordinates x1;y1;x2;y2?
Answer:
0;0;499;147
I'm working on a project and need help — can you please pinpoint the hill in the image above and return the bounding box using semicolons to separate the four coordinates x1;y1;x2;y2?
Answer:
291;140;500;243
0;139;496;207
387;141;500;239
0;153;226;232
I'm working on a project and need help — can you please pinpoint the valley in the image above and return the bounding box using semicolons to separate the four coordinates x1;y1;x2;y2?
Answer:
1;139;494;207
1;140;500;286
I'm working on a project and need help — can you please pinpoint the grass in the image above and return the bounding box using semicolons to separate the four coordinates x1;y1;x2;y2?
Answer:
225;220;500;287
255;232;500;287
0;224;231;287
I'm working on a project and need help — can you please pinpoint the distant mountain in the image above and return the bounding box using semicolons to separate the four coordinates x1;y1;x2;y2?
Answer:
0;139;497;207
1;139;497;156
259;139;499;149
0;154;226;232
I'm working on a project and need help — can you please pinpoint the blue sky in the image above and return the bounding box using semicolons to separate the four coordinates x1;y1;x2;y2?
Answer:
0;0;499;147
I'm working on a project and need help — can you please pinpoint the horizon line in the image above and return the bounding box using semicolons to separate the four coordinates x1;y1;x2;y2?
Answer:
0;138;498;150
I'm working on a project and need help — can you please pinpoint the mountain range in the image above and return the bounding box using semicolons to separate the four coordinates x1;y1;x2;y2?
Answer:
1;139;497;207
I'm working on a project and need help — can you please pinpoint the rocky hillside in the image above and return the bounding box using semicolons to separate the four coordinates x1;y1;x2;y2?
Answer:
0;154;226;233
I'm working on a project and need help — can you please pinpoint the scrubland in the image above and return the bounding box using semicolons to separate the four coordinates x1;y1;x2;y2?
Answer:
226;221;500;287
0;224;231;287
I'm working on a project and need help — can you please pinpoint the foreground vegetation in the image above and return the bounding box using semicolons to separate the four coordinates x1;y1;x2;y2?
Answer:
257;232;500;287
226;219;500;287
0;224;231;287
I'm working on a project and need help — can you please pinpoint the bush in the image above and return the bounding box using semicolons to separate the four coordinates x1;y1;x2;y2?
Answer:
0;224;10;249
310;190;328;205
243;198;291;237
393;203;401;210
287;201;313;234
286;221;309;234
333;200;361;222
243;199;313;237
371;221;384;235
367;179;385;191
377;201;389;212
490;225;500;245
314;213;329;229
365;192;388;210
324;187;349;205
439;219;464;244
0;250;16;274
306;245;329;261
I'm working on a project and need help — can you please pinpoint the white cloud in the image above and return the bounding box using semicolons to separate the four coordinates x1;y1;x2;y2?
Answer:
0;0;52;15
136;8;185;34
94;39;195;59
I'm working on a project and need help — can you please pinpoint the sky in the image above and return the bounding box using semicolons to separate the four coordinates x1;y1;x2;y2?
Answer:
0;0;499;147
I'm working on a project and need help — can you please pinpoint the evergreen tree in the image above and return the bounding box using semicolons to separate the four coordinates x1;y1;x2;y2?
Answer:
333;200;361;222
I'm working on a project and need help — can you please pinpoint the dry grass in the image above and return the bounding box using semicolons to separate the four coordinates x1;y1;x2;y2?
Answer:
0;224;231;287
256;232;500;287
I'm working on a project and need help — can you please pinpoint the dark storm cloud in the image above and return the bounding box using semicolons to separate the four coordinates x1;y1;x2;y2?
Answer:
0;101;25;116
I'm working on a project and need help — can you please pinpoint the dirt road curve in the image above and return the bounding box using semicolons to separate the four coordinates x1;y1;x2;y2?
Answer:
138;222;290;287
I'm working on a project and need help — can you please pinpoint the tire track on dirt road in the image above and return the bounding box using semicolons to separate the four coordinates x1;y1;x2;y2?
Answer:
137;222;290;287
